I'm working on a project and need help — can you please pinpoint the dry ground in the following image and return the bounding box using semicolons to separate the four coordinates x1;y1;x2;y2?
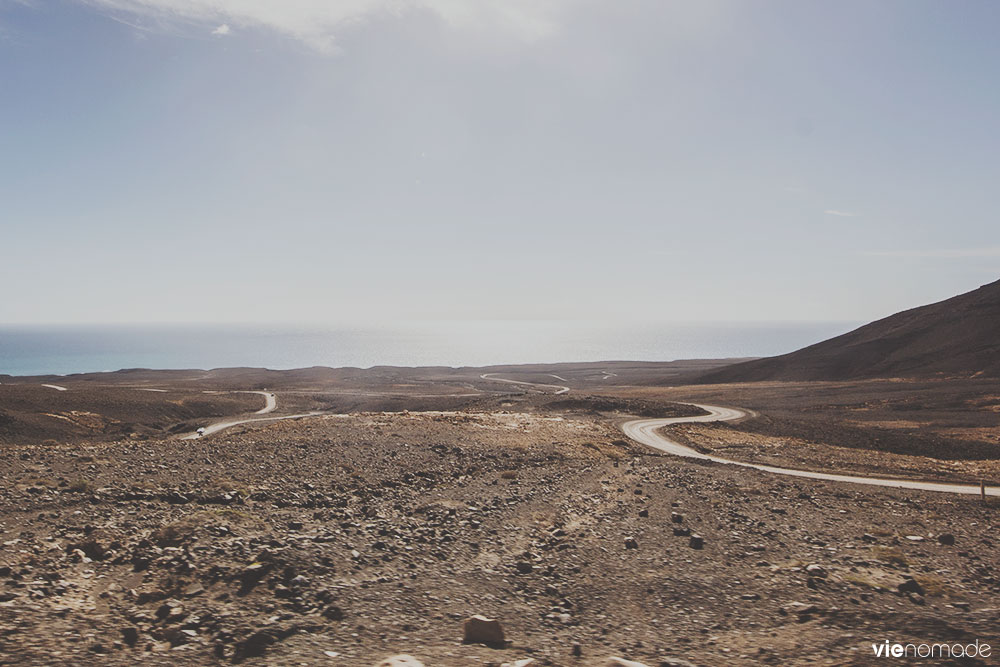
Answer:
2;369;1000;665
2;394;1000;666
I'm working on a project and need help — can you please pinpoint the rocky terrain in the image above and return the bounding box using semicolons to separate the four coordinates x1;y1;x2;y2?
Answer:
2;392;999;665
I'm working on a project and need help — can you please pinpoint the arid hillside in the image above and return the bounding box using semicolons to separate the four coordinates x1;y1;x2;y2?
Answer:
688;279;1000;383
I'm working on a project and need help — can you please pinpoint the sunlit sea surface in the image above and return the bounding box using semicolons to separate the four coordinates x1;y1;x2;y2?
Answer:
0;321;859;376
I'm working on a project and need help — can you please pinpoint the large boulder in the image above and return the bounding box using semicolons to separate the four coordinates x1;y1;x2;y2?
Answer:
463;615;506;646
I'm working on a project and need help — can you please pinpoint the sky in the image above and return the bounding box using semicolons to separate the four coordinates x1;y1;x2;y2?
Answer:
2;0;999;325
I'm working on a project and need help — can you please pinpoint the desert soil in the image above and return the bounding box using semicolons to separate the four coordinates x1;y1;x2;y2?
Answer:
1;390;999;665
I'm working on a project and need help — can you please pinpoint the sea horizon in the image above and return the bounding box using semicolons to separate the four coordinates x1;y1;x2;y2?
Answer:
0;320;859;377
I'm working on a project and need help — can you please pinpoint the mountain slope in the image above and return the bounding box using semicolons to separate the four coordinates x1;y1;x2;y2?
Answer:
691;279;1000;382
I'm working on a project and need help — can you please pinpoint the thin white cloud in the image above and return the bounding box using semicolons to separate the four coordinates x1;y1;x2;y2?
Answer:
861;248;1000;258
211;23;230;36
83;0;569;51
824;209;858;217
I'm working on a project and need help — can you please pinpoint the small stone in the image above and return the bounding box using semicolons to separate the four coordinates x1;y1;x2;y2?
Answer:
605;658;650;667
234;631;276;660
624;537;639;550
515;561;534;575
375;656;424;667
660;658;698;667
463;615;505;646
937;533;955;546
670;513;683;524
121;627;139;646
689;535;704;550
572;643;583;657
322;605;345;621
155;601;185;622
805;564;827;578
638;509;648;518
183;583;205;598
672;527;691;537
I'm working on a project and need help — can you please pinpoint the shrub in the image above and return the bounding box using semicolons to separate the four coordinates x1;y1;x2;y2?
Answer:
67;479;94;493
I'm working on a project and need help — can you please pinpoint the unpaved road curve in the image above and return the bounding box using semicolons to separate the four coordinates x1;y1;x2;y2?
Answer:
623;403;999;497
479;373;570;395
181;411;322;440
246;391;277;414
180;390;277;438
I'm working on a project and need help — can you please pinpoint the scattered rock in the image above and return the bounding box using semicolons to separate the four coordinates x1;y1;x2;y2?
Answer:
624;537;639;550
233;630;276;660
898;578;925;596
938;533;956;546
66;539;106;562
780;602;820;622
689;535;704;550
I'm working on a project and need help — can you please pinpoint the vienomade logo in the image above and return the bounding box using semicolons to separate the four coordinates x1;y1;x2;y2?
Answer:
872;639;991;659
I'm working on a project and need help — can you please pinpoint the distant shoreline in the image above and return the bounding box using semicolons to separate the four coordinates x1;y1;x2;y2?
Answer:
0;321;856;377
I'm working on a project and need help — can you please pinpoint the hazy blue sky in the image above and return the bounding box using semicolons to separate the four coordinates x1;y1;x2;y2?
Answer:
2;1;998;324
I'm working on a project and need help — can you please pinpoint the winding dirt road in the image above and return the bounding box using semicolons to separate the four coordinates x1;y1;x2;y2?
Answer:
624;404;999;497
172;374;995;497
180;411;323;440
180;390;286;439
479;373;570;395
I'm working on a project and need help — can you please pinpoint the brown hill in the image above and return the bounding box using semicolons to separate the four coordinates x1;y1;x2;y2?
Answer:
690;278;1000;382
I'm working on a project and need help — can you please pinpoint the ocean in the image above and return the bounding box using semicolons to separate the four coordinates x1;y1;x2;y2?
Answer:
0;321;858;377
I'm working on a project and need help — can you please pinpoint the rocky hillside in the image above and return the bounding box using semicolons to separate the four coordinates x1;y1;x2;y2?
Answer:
691;279;1000;382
